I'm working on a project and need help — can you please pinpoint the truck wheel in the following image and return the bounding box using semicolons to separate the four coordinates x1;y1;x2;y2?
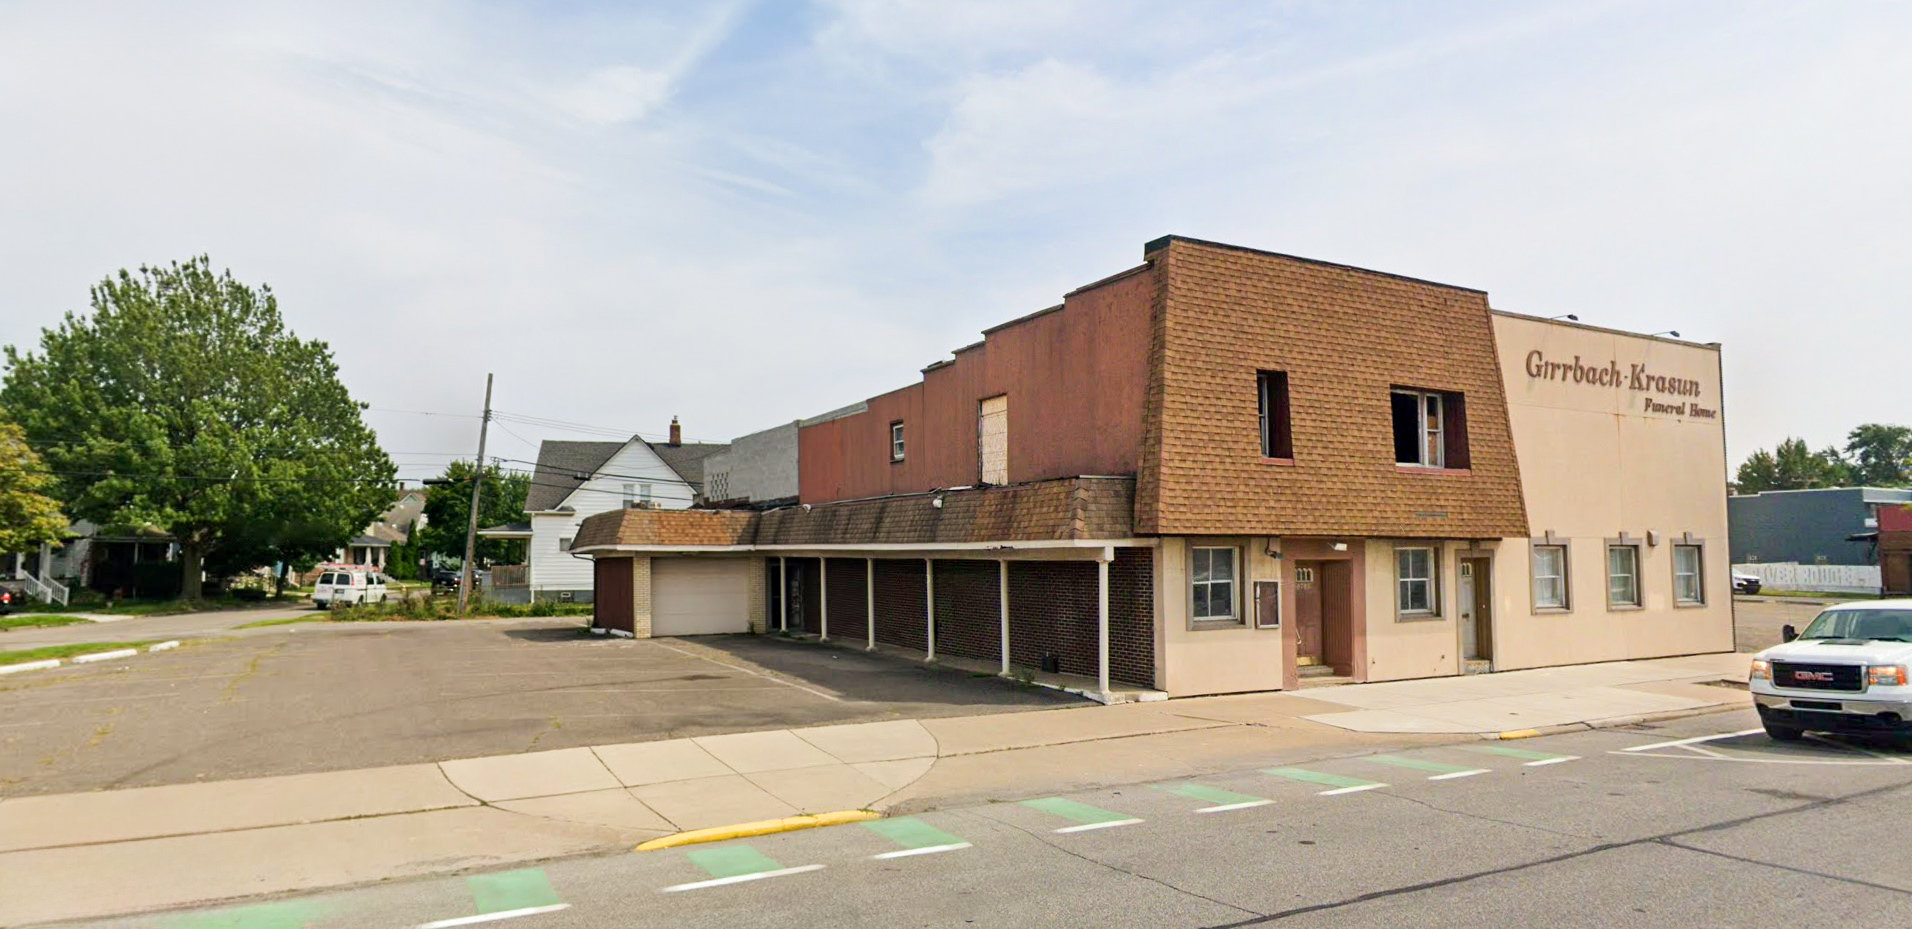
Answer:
1763;722;1804;742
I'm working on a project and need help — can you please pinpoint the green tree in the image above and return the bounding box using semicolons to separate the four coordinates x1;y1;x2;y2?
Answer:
417;459;529;567
1844;423;1912;487
1;257;394;599
1735;437;1850;493
0;412;69;553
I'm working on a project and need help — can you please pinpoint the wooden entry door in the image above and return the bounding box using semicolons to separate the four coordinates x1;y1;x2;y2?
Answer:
1460;558;1493;660
1294;562;1323;663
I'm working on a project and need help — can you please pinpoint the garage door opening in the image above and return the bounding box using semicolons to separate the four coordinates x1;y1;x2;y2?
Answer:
651;558;752;636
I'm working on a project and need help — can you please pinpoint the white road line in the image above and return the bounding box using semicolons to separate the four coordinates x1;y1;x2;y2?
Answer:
872;842;972;859
1428;769;1491;781
417;904;571;928
1318;783;1389;796
661;865;825;892
1197;800;1274;813
1524;756;1579;766
1620;728;1764;752
1055;818;1144;833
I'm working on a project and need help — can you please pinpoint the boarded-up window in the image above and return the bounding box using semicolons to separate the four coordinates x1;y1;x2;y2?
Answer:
978;395;1008;485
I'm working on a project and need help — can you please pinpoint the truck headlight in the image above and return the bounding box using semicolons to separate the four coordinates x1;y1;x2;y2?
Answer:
1750;659;1770;681
1867;665;1908;687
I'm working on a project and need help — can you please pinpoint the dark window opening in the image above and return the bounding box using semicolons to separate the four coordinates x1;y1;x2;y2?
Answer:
1258;371;1292;459
1392;388;1468;468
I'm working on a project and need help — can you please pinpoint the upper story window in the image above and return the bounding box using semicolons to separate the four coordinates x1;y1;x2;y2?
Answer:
1258;371;1292;459
639;483;653;504
978;395;1008;484
1391;388;1468;468
890;421;906;462
622;483;635;505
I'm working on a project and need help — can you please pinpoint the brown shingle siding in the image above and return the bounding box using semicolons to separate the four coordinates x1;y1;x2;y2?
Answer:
1141;239;1528;538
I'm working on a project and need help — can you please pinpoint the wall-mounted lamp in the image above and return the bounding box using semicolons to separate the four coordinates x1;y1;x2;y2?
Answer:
1265;540;1282;558
931;496;944;509
1650;330;1681;338
1330;541;1349;553
1549;314;1579;321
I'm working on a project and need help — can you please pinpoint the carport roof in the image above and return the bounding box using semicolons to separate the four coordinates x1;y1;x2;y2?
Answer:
571;476;1135;553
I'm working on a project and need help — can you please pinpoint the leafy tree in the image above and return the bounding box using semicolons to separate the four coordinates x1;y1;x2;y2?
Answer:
0;412;69;553
417;459;528;567
1;257;394;599
1734;437;1850;493
1844;423;1912;487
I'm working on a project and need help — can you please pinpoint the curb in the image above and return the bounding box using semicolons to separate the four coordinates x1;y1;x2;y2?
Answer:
635;810;882;852
0;640;183;676
1480;700;1744;741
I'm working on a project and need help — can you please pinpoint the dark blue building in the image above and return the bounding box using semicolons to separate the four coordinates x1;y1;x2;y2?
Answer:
1728;487;1912;566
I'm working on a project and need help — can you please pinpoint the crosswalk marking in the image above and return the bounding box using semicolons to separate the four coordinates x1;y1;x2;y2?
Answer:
1364;754;1492;780
863;816;972;858
1463;745;1580;766
1263;766;1389;795
1020;797;1143;832
417;869;569;928
664;845;825;893
169;900;322;929
1157;783;1275;813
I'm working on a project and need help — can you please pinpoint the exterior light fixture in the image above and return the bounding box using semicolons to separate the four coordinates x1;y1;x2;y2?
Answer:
1330;541;1349;552
1549;314;1579;321
1651;330;1681;337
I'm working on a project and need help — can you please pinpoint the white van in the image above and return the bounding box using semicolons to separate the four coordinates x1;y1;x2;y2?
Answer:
312;570;389;609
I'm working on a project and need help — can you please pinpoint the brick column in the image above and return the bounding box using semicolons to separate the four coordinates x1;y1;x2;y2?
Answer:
746;557;767;634
631;556;653;638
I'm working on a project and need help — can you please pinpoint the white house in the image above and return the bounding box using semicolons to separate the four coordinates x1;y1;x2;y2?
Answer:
485;418;726;602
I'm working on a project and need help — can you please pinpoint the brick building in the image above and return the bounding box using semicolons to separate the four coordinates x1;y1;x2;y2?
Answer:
575;236;1734;699
1881;503;1912;596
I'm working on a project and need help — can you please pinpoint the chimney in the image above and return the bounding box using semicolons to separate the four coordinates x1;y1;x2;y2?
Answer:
668;416;682;447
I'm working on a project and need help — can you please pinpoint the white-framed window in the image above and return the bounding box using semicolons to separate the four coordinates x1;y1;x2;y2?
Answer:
1391;390;1445;467
1673;543;1704;605
1191;546;1240;623
1607;544;1641;608
622;483;635;505
1295;565;1315;584
890;421;906;461
639;482;653;504
559;537;574;552
1396;546;1438;616
1531;544;1569;611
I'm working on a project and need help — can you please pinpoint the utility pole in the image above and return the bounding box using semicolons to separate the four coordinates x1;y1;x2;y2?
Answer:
458;373;494;614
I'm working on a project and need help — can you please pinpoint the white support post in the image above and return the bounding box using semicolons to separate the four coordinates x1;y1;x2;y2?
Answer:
924;558;936;662
865;558;876;651
998;559;1010;676
1097;552;1111;697
778;557;788;633
819;557;829;641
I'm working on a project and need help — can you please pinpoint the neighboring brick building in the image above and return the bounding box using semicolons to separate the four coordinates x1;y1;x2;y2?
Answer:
1880;503;1912;596
575;235;1733;699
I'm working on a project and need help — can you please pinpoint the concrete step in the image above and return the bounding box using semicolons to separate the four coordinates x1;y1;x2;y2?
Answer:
1297;674;1356;689
1297;664;1341;678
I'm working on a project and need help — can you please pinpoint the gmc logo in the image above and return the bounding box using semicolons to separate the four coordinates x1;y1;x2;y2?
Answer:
1794;671;1835;682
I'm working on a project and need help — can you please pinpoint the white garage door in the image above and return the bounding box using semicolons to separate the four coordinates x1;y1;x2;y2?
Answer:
651;558;752;636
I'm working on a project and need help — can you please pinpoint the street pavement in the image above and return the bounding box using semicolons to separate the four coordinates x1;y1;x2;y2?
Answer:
31;708;1908;928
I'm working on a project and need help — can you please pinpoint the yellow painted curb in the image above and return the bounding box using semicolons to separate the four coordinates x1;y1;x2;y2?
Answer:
635;810;882;851
1494;728;1543;740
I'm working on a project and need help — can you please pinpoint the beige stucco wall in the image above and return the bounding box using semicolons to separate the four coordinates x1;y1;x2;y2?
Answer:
1491;313;1734;669
1156;536;1286;696
1360;539;1474;681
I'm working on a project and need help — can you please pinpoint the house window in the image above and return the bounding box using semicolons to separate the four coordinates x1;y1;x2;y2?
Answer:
1532;544;1569;610
890;421;906;462
1673;543;1704;605
559;537;574;552
1257;371;1292;459
639;483;653;504
1391;389;1468;468
622;483;635;505
1191;546;1240;623
978;395;1008;484
1607;543;1642;608
1396;546;1438;616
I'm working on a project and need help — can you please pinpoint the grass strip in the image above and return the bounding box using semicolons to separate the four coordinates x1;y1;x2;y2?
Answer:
1;641;160;666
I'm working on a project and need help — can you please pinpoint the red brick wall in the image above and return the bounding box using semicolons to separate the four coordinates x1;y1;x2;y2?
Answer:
872;558;928;651
799;268;1156;504
933;560;1001;663
825;558;870;641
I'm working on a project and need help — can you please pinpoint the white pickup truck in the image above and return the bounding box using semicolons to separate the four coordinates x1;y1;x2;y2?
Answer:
1750;599;1912;743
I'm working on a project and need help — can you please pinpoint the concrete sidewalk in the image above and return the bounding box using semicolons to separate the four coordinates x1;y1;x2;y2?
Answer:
0;651;1750;926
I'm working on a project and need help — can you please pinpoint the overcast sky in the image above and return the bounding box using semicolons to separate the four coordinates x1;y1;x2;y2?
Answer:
3;0;1907;484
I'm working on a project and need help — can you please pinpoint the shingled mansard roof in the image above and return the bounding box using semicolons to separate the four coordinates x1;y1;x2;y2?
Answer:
571;476;1135;552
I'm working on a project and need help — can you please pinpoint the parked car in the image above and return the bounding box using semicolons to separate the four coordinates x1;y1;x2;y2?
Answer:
312;570;389;609
1732;572;1762;595
1749;600;1912;742
0;581;24;615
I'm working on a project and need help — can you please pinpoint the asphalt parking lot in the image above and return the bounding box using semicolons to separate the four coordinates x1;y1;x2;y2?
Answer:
0;620;1077;796
1733;596;1832;652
